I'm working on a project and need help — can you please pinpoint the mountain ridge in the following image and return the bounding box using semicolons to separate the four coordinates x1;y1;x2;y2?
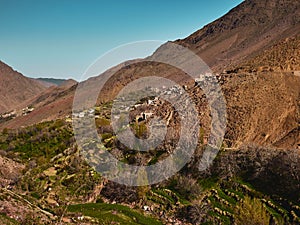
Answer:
176;0;300;71
0;0;299;150
0;61;47;114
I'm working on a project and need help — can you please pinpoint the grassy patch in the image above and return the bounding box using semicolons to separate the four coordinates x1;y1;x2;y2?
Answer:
152;189;176;204
217;188;237;205
198;177;218;190
0;120;73;162
68;203;162;225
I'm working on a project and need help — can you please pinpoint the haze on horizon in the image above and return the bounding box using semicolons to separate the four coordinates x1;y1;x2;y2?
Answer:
0;0;243;80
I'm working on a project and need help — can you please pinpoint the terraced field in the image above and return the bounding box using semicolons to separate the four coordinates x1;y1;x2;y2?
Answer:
68;203;162;225
0;119;300;224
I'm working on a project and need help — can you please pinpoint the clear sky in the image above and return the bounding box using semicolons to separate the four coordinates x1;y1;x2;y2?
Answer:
0;0;243;80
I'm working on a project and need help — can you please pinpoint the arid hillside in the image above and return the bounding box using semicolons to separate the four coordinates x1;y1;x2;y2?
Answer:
0;61;47;113
0;80;77;129
176;0;300;71
1;0;299;150
240;35;300;72
0;0;300;224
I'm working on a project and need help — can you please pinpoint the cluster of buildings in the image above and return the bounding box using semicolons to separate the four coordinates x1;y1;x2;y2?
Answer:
22;106;34;116
71;73;222;124
0;110;16;120
72;108;100;119
0;106;35;121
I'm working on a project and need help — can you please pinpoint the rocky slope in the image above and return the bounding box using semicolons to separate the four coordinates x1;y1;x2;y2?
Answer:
240;35;300;72
36;78;70;87
176;0;300;71
0;61;47;114
0;81;77;129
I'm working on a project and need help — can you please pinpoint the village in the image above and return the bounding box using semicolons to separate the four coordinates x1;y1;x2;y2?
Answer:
0;106;35;122
70;68;300;134
71;73;220;124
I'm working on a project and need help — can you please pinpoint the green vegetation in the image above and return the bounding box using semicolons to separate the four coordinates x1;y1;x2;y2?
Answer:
132;122;148;138
96;117;111;126
185;178;300;225
0;117;300;224
68;203;162;225
234;196;270;225
198;177;219;190
0;120;72;162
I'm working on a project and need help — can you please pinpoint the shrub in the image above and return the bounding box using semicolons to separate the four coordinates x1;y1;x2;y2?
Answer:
234;196;270;225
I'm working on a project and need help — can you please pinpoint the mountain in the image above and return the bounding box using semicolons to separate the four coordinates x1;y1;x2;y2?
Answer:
1;0;299;150
240;35;300;72
36;78;71;87
76;0;300;149
1;0;300;224
0;80;77;129
0;61;47;114
176;0;300;71
0;63;77;128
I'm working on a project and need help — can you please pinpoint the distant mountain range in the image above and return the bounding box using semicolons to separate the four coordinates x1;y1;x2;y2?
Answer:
36;78;69;87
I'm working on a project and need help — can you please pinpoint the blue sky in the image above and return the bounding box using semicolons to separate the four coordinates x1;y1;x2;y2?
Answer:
0;0;243;80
